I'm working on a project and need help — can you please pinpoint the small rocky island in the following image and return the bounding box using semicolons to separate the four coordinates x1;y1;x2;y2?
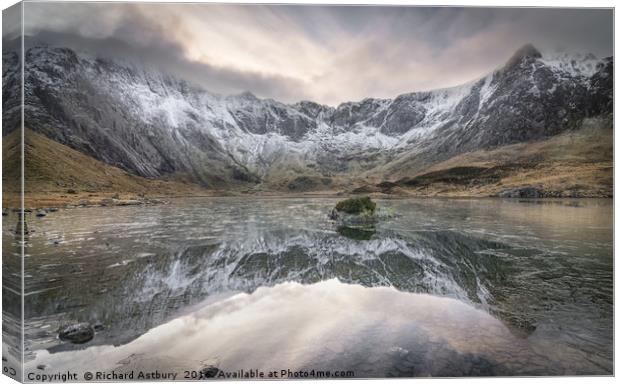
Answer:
330;197;377;226
329;197;382;240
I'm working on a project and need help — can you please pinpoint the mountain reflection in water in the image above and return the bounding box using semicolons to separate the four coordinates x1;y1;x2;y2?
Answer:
3;198;612;376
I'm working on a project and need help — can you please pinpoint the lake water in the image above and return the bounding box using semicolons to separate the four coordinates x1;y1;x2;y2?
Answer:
2;198;613;378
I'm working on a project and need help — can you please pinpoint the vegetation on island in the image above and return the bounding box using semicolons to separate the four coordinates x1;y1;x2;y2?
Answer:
334;196;376;215
330;197;379;240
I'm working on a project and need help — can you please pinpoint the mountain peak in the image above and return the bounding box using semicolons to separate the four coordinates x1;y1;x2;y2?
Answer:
238;91;258;100
505;44;542;68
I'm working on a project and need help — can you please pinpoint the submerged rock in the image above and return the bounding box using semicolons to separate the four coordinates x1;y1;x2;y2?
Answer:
36;210;47;217
93;322;105;332
58;323;95;344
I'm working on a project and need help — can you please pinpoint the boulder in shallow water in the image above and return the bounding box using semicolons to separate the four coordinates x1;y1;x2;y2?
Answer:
36;210;47;217
93;322;105;332
58;323;94;344
200;366;220;378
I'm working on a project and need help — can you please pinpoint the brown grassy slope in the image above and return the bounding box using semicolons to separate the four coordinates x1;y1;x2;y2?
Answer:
2;129;215;208
3;117;612;207
376;117;613;197
2;128;22;206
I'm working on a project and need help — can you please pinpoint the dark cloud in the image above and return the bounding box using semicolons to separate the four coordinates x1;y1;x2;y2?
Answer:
15;3;614;105
18;3;311;102
21;30;310;103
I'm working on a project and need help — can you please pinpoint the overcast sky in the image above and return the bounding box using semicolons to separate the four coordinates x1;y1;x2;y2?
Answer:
13;3;614;105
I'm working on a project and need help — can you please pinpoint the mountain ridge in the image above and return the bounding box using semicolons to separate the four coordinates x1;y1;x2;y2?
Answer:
2;42;613;195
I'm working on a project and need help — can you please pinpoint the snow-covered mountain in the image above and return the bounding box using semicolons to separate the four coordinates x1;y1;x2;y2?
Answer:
2;43;613;189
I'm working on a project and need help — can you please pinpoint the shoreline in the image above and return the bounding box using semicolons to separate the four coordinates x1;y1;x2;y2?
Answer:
2;191;613;211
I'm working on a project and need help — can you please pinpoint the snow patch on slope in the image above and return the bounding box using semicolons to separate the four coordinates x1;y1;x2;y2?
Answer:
541;52;601;78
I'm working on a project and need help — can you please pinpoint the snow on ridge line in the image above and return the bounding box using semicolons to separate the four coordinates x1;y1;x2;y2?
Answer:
22;45;486;162
19;45;609;170
540;51;603;78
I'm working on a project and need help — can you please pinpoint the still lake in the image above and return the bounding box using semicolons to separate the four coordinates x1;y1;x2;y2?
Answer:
3;197;613;377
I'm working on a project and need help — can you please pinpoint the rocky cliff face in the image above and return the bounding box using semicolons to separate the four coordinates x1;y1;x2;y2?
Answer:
2;43;613;188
